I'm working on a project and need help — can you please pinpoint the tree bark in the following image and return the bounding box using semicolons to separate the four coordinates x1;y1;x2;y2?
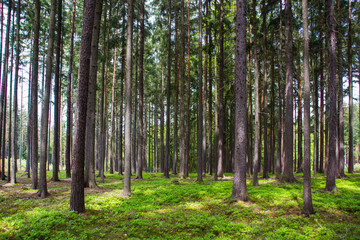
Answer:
84;0;102;188
39;0;56;197
231;0;248;201
282;0;295;182
197;0;203;182
123;0;134;196
302;0;314;215
347;0;353;174
53;0;63;182
136;0;145;179
325;0;337;192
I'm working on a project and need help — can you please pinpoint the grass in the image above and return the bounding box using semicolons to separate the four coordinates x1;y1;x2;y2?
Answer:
1;171;360;239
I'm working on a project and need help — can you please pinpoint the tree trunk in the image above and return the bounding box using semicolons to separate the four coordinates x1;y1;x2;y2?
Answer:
302;0;314;215
53;0;63;182
136;0;145;179
252;0;260;186
179;0;186;178
347;0;353;174
109;35;117;175
38;0;56;197
164;0;171;179
231;0;248;202
30;0;40;189
216;0;224;179
160;68;165;173
123;0;134;196
70;0;97;213
11;0;21;184
282;0;295;182
66;0;77;179
297;55;303;173
207;0;213;176
325;0;337;192
196;0;203;182
84;0;102;188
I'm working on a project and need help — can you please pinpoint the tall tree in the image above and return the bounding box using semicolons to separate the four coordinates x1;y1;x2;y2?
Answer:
164;0;172;179
29;0;40;189
197;0;203;182
11;0;21;185
136;0;145;179
53;0;63;182
123;0;134;196
66;0;77;179
69;0;97;212
84;0;103;188
282;0;295;182
302;0;314;215
231;0;248;202
347;0;354;174
38;0;56;198
252;0;260;186
207;0;213;176
325;0;337;192
179;0;186;178
217;0;224;179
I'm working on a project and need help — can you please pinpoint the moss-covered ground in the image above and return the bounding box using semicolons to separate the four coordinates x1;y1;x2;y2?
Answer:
1;171;359;239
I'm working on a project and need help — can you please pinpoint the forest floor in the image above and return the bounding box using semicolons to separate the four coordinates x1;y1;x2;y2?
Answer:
0;170;360;239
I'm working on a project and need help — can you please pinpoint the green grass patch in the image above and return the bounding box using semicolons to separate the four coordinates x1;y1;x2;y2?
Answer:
1;171;360;239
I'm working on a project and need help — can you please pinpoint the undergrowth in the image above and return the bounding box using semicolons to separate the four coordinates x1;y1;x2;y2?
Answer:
1;171;359;239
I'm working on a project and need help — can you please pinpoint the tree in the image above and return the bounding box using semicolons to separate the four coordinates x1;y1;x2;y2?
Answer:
38;0;56;198
179;0;186;179
84;0;103;188
66;0;77;179
197;0;203;182
11;0;21;185
231;0;248;202
69;0;97;212
30;0;41;189
123;0;134;196
136;0;145;179
252;0;260;186
347;0;354;174
302;0;314;215
282;0;295;183
53;0;63;182
325;0;337;192
217;0;224;179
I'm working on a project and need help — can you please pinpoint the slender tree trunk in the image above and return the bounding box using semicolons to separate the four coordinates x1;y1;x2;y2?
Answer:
66;1;76;179
172;12;179;175
123;0;134;196
11;0;21;184
160;68;165;173
282;0;295;182
207;0;213;176
38;0;56;197
302;0;314;215
84;0;102;188
297;55;303;173
261;0;269;179
185;0;191;178
65;0;76;179
30;0;40;189
53;0;63;182
319;34;324;174
136;0;145;179
232;0;248;201
69;0;97;213
325;0;337;192
164;0;172;179
118;11;126;175
179;0;186;178
347;0;353;174
196;0;203;182
252;0;260;186
109;35;117;175
216;0;225;179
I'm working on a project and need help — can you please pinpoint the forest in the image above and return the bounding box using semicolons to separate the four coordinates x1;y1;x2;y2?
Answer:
1;0;360;238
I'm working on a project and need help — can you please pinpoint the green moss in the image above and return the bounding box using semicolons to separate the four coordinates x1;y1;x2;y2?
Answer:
0;172;359;239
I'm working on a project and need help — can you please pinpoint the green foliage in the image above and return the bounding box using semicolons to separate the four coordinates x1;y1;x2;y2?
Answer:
1;171;360;239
